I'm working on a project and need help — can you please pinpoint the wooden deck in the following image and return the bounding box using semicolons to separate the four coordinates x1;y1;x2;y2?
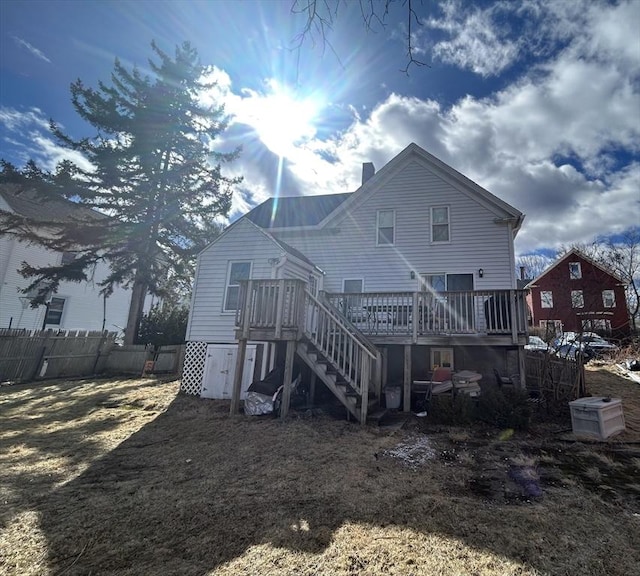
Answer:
235;280;528;345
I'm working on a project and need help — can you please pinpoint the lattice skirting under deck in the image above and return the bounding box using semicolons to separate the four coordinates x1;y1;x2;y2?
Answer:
181;341;208;395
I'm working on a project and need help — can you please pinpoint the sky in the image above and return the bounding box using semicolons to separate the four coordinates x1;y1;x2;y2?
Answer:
0;0;639;258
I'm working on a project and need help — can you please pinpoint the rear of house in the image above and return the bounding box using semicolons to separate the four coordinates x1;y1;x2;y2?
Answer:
183;143;527;421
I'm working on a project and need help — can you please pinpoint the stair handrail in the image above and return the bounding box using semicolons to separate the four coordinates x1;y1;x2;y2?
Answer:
303;289;377;400
303;289;377;360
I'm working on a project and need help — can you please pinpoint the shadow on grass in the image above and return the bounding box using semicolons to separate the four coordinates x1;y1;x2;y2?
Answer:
26;392;640;575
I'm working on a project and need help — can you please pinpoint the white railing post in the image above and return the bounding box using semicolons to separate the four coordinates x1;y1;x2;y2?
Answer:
275;279;285;339
242;280;253;339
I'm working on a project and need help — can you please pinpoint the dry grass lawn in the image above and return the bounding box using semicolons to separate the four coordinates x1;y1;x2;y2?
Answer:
1;365;639;576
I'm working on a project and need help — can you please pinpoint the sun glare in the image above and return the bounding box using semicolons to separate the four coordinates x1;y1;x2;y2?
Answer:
246;81;320;158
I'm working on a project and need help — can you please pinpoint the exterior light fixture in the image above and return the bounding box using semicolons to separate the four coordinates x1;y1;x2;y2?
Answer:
478;268;484;278
410;271;415;279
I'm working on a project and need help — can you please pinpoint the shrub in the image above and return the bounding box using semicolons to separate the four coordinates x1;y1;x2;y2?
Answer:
428;394;475;426
475;387;531;431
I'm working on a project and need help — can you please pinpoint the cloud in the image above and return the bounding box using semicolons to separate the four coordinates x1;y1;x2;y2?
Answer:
11;35;51;63
427;0;520;76
0;107;93;172
234;0;638;255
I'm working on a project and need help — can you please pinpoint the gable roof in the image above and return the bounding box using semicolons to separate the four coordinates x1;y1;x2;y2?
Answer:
0;183;103;222
320;143;524;231
245;193;351;229
243;143;524;234
526;248;626;287
200;216;320;270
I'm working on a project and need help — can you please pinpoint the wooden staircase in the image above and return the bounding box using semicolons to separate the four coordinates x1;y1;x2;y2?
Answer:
299;290;382;424
297;339;379;422
233;279;382;423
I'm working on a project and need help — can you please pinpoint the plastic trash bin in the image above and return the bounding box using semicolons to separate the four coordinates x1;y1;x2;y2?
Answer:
385;386;401;409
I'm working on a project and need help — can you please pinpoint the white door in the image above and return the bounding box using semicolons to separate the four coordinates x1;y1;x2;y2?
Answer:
201;344;256;399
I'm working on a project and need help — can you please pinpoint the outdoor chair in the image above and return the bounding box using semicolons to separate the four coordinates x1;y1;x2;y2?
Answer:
412;367;454;411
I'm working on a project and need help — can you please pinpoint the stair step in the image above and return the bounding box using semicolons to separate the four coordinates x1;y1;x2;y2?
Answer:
366;409;387;425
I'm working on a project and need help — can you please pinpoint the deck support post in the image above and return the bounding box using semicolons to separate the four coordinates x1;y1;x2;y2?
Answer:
230;339;247;415
517;346;526;390
280;340;295;420
403;344;411;412
309;371;317;406
381;347;388;392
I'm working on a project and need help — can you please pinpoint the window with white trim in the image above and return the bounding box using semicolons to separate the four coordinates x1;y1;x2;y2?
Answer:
602;290;616;308
539;319;562;337
44;297;66;325
376;209;395;245
431;206;450;242
431;348;453;370
582;319;611;332
569;262;582;279
223;261;251;311
571;290;584;308
540;291;553;308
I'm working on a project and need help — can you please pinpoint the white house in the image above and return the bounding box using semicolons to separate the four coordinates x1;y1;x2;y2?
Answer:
183;143;527;422
0;184;134;334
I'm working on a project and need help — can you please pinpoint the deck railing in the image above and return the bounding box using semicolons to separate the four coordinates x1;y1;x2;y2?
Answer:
235;279;305;338
236;281;527;340
325;289;528;338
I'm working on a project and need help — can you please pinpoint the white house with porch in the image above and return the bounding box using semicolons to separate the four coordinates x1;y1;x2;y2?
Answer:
182;143;527;423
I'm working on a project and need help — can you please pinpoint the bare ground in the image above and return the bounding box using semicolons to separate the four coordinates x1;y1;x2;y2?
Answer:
0;365;639;576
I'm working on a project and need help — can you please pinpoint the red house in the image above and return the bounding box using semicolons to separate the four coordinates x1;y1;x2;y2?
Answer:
526;249;630;338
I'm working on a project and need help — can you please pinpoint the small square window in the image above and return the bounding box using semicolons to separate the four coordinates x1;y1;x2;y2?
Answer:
540;291;553;308
602;290;616;308
569;262;582;279
571;290;584;308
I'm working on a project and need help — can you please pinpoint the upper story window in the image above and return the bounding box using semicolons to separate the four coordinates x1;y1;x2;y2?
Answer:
45;297;66;325
61;251;77;266
540;290;553;308
377;209;395;245
569;262;582;279
223;261;251;312
431;206;450;242
571;290;584;308
602;290;616;308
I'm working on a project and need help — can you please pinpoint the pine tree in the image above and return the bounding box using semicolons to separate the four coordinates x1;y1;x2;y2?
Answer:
0;41;240;343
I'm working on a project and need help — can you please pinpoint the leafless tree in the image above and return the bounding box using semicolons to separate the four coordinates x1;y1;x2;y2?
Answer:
291;0;429;74
516;253;552;281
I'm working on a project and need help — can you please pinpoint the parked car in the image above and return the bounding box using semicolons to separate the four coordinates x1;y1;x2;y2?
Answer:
574;335;618;357
551;333;618;358
525;336;549;351
553;343;596;362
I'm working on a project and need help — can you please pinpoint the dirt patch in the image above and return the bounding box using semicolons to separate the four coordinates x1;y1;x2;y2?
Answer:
1;368;639;576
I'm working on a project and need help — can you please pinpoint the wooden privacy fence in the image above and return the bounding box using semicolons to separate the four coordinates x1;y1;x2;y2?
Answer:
0;329;186;384
0;329;117;383
103;344;185;375
524;350;586;411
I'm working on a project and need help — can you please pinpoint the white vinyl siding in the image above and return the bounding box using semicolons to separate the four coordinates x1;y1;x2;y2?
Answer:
187;219;316;343
274;159;517;293
0;236;132;332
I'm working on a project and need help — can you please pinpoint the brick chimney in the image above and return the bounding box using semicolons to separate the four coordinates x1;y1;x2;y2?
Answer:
362;162;375;185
